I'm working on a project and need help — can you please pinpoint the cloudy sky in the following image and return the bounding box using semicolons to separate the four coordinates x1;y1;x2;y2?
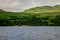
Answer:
0;0;60;12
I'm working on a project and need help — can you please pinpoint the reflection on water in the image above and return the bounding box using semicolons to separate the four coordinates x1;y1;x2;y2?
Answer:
0;26;60;40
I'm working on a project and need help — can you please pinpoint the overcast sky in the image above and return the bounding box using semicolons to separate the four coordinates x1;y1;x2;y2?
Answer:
0;0;60;12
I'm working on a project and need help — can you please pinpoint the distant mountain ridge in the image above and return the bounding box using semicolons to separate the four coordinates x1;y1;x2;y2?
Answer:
24;4;60;13
0;4;60;13
0;9;5;12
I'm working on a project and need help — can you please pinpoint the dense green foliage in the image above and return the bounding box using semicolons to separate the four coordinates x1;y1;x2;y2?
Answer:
0;4;60;26
0;12;60;26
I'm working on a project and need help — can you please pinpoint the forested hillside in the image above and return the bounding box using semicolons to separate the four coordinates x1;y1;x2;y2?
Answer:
0;4;60;26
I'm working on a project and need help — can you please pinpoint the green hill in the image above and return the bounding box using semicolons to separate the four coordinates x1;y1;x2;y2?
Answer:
0;4;60;26
24;4;60;13
54;4;60;8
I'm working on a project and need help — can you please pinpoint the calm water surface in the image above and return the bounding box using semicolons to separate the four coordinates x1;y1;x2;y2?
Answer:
0;26;60;40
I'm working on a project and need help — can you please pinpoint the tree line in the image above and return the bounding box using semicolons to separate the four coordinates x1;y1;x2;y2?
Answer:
0;14;60;26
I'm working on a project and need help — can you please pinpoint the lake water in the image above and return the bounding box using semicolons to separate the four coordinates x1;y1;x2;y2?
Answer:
0;26;60;40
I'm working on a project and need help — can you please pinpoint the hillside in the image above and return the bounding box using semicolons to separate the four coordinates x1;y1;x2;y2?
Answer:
0;4;60;26
0;4;60;14
24;4;60;13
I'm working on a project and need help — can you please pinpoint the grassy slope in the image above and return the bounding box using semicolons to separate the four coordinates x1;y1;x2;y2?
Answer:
0;4;60;19
24;5;60;13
